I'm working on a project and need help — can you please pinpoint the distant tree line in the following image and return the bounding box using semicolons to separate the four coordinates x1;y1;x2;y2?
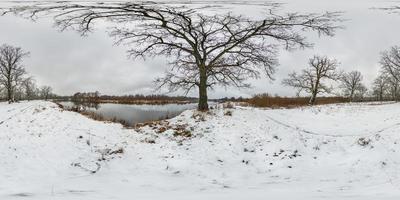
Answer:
279;52;400;105
71;92;197;104
226;50;400;106
0;44;55;103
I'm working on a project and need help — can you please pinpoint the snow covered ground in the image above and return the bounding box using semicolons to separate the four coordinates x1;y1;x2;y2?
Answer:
1;101;400;199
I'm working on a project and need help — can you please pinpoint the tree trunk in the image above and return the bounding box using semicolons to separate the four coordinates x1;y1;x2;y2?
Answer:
309;79;320;105
198;68;208;111
349;90;354;102
7;87;12;103
308;92;317;105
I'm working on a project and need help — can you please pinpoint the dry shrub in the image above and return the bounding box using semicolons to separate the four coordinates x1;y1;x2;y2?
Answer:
223;102;234;109
191;112;206;121
80;111;106;121
172;124;192;137
54;102;64;109
143;138;156;144
357;138;371;146
247;93;348;108
110;117;131;128
173;129;192;137
224;110;233;116
109;147;124;155
157;127;167;133
76;110;132;128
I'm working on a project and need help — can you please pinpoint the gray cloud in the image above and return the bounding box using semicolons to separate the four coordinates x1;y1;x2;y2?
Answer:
0;0;399;98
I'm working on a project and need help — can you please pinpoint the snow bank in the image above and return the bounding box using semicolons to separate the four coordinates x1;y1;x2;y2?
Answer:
1;101;400;199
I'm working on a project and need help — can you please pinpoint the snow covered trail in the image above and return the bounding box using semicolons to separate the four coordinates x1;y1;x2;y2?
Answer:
1;101;400;199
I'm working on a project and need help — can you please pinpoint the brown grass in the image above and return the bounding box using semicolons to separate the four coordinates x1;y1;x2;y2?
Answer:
247;93;349;108
63;107;132;128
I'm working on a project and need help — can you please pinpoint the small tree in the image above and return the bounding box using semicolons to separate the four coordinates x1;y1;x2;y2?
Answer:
40;86;52;101
0;44;29;103
282;55;341;105
372;74;389;101
380;46;400;81
353;84;368;101
340;70;364;101
378;46;400;101
385;75;400;101
21;76;37;101
2;2;343;111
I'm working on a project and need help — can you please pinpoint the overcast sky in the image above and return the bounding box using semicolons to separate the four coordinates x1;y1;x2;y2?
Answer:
1;0;400;98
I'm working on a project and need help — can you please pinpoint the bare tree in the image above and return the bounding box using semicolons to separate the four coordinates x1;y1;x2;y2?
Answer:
0;44;29;103
377;46;400;101
282;55;341;105
40;86;52;101
21;76;37;101
372;74;389;101
380;46;400;81
340;70;364;101
354;84;368;101
385;74;400;101
2;2;342;110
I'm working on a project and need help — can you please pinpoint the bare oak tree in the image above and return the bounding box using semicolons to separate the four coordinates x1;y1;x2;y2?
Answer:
2;2;342;110
375;46;400;100
372;74;389;101
21;76;37;101
282;55;341;105
354;84;368;101
40;86;52;101
379;8;400;100
380;46;400;82
0;44;29;103
385;74;400;101
340;70;364;101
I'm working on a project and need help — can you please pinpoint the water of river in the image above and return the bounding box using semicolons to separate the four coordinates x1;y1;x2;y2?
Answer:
58;101;199;126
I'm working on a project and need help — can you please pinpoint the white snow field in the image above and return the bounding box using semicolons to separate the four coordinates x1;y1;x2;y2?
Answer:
1;101;400;200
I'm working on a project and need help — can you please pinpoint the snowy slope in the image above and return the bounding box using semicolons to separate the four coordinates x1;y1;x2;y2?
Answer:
1;101;400;199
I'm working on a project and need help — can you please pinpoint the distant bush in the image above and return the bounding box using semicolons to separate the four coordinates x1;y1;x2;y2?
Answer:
224;110;233;116
247;93;349;108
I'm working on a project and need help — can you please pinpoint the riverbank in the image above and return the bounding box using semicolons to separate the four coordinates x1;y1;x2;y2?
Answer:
1;101;400;199
55;101;200;127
